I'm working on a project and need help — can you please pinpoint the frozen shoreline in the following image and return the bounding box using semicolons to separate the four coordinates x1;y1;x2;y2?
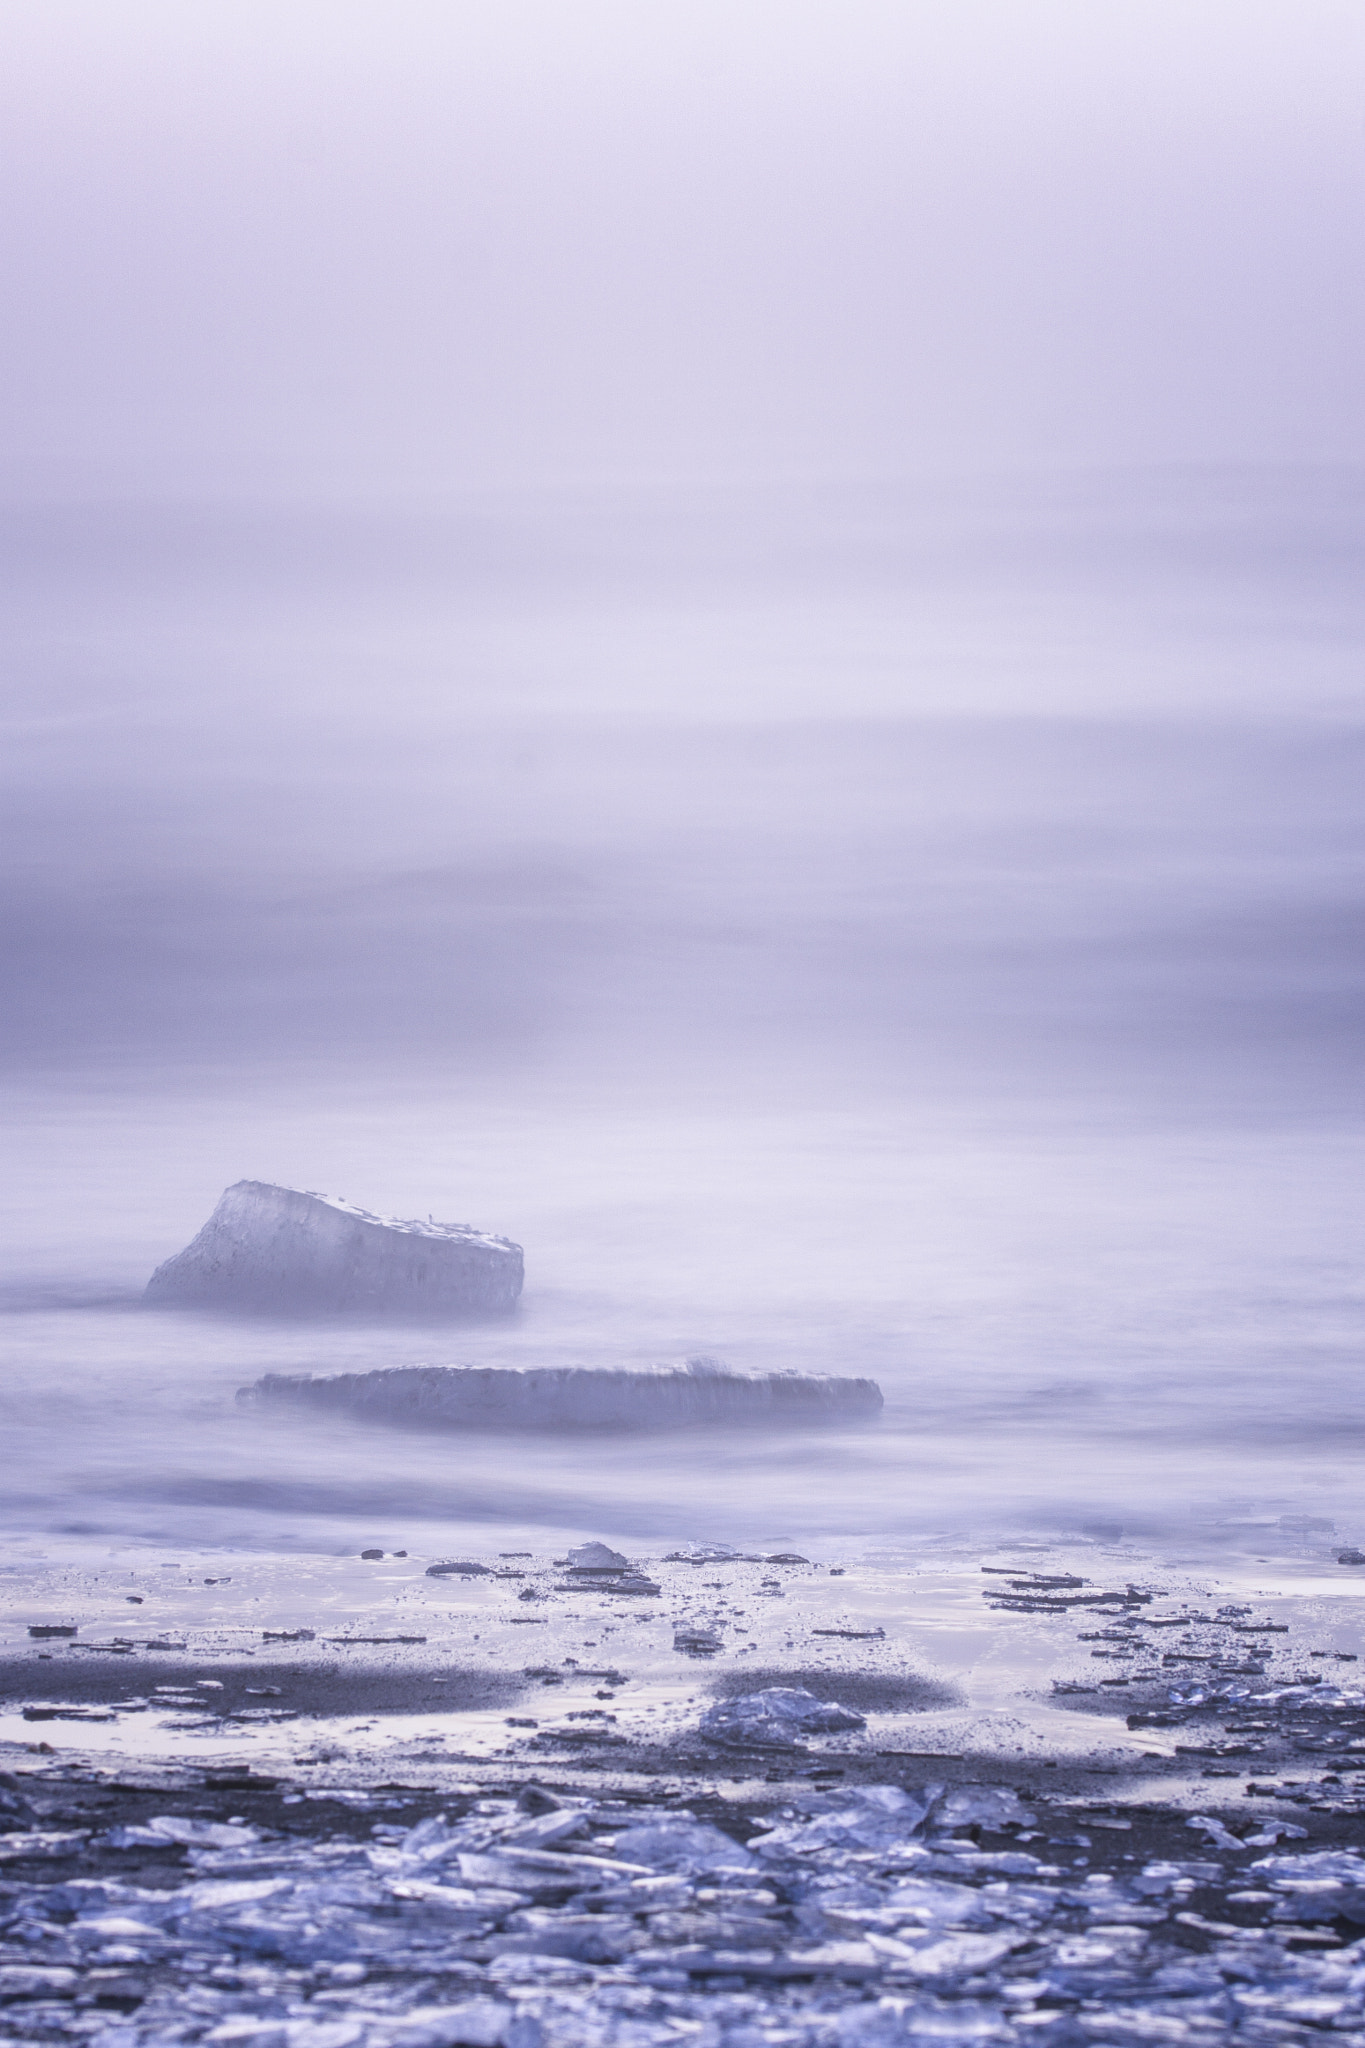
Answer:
10;1743;1365;2048
7;1536;1365;2044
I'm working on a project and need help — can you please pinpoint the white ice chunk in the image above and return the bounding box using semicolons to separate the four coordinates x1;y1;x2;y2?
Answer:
145;1181;523;1316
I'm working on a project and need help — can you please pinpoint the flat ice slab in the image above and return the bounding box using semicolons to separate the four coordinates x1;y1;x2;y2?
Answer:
242;1356;884;1429
144;1181;523;1316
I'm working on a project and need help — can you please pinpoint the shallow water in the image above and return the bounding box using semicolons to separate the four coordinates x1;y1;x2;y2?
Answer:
2;473;1362;1567
3;1034;1362;1561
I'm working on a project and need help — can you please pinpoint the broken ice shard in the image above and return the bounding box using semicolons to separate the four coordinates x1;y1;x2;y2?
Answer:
144;1181;523;1316
699;1686;867;1745
243;1358;883;1428
566;1542;631;1569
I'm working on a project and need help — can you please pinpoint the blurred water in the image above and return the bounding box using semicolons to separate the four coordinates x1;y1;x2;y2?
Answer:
1;471;1362;1557
1;1082;1362;1554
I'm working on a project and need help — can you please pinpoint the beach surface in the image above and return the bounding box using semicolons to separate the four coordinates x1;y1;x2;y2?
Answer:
7;1531;1365;2044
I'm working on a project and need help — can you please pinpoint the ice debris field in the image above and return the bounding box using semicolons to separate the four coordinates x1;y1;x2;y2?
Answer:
7;1758;1365;2048
7;1536;1365;2043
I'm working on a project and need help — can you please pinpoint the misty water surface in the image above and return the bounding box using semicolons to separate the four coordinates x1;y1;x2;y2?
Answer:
2;472;1362;1555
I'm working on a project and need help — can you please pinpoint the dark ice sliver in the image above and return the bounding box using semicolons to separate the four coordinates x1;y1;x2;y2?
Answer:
675;1627;725;1654
564;1541;629;1568
245;1356;883;1431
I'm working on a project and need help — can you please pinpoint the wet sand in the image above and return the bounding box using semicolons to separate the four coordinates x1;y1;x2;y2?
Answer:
5;1528;1364;1795
7;1534;1365;2045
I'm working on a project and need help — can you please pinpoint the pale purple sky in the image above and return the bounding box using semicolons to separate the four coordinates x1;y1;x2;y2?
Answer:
2;2;1363;1100
2;0;1362;497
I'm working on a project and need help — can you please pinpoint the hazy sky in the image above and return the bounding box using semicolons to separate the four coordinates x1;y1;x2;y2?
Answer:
2;4;1362;1097
2;0;1362;496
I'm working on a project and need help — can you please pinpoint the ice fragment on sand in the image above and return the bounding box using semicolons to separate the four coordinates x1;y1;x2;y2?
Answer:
107;1815;258;1849
503;1810;590;1850
146;1180;523;1315
0;1967;78;1998
699;1686;866;1746
1187;1814;1246;1852
566;1542;629;1569
894;1931;1029;1977
611;1819;757;1872
665;1543;746;1562
556;1552;662;1594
